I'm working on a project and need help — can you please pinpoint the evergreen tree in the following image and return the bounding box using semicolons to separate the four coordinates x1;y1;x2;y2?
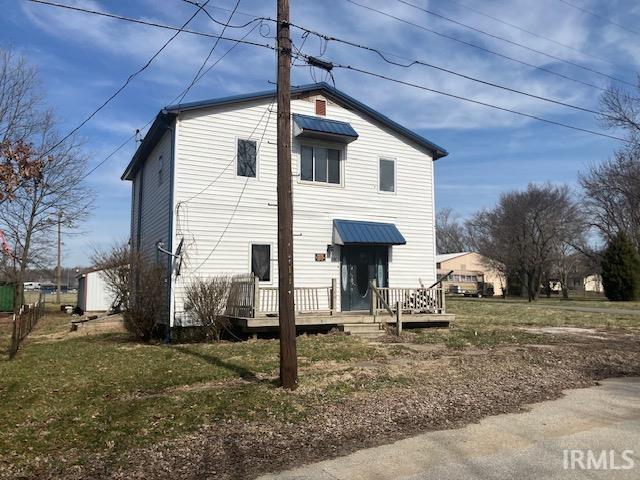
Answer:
601;231;640;301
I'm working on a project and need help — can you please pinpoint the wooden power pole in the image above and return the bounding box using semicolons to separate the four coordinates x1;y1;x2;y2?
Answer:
56;211;62;304
276;0;298;389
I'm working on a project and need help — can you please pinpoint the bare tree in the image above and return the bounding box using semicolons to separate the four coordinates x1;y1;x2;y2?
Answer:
0;115;91;309
467;183;584;301
580;146;640;251
0;49;45;208
581;83;640;251
435;207;469;254
91;241;166;341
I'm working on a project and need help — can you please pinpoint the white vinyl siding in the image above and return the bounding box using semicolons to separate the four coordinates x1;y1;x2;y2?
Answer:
132;130;172;265
165;95;436;325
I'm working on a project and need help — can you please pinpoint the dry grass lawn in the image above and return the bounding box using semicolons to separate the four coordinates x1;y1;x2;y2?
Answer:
0;297;639;479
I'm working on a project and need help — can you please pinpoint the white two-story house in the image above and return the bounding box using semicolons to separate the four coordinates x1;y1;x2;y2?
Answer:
121;82;448;332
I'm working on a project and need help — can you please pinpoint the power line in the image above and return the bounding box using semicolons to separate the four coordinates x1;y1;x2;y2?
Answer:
26;0;277;52
435;0;617;67
298;29;613;119
344;0;607;92
26;0;212;158
44;11;262;204
176;0;244;104
392;0;635;87
180;100;275;204
329;61;628;142
555;0;640;38
180;0;266;29
189;98;275;273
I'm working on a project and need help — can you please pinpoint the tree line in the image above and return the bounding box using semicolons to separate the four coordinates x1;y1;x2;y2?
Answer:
437;83;640;302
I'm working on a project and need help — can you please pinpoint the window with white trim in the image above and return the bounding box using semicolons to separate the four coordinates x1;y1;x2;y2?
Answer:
379;158;395;192
301;145;341;184
237;139;257;177
251;244;271;282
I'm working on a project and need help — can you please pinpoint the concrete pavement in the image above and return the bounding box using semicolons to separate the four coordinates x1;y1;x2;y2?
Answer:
259;378;640;480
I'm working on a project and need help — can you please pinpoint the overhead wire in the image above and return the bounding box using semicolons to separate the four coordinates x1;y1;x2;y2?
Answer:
26;0;212;159
555;0;640;38
434;0;618;67
294;28;615;119
392;0;635;87
176;0;244;104
326;60;629;143
188;97;276;273
343;0;607;92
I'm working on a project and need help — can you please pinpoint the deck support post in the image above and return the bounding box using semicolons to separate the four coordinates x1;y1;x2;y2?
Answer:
441;287;446;314
369;279;377;322
396;301;403;335
330;278;337;315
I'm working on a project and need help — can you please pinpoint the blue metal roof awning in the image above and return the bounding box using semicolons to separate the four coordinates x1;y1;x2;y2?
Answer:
333;219;406;245
293;113;358;144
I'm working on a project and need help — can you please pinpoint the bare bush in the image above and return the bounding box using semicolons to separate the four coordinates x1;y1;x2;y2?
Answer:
92;242;166;341
184;276;232;341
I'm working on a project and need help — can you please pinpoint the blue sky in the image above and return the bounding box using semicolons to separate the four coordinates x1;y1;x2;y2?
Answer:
2;0;637;266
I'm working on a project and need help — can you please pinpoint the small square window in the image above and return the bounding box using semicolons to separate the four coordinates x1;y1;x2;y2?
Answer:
251;244;271;282
237;139;257;177
379;158;395;192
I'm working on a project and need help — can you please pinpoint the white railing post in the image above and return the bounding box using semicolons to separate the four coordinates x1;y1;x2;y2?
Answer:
440;287;446;313
253;275;260;318
331;278;337;315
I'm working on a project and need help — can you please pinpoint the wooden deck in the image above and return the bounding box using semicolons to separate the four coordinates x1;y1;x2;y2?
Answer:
225;275;453;336
228;310;454;333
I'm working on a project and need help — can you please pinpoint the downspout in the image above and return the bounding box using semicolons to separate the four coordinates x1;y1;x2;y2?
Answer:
164;118;176;343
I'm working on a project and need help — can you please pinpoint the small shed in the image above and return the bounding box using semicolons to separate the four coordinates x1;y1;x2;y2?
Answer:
77;269;115;313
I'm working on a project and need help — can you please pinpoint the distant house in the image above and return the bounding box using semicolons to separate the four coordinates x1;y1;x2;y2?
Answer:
122;82;450;333
436;252;505;296
583;274;603;293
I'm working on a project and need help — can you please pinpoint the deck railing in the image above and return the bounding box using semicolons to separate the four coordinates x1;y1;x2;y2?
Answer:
370;283;445;315
226;275;337;317
226;275;446;318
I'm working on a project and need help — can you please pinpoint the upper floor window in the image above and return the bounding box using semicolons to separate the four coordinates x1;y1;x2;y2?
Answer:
301;145;340;184
237;139;257;178
379;158;395;192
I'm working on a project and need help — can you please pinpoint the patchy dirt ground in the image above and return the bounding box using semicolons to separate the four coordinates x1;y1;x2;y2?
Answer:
52;331;640;480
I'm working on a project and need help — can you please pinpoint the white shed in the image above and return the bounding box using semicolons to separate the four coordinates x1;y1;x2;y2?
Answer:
77;269;115;312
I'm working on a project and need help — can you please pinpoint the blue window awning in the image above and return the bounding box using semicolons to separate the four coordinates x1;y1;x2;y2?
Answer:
333;219;406;245
293;114;358;143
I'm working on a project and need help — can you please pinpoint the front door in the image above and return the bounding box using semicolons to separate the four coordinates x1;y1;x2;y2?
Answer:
341;245;388;311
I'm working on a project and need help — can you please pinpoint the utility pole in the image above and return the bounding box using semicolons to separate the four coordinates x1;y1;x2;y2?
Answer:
56;211;62;304
276;0;298;389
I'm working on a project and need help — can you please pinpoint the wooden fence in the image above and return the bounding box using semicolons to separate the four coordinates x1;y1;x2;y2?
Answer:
8;293;45;359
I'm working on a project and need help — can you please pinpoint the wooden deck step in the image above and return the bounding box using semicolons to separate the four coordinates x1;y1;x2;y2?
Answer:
342;322;385;338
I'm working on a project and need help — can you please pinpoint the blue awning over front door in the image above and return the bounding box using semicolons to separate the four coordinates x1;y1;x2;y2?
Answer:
333;219;406;245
